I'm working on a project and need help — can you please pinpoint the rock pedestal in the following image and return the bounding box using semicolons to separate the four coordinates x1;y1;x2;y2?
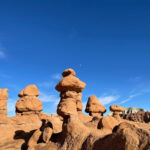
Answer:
0;89;8;118
110;105;126;120
55;69;86;119
15;85;43;115
85;95;106;118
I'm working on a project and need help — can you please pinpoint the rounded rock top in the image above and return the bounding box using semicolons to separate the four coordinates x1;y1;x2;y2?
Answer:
85;95;106;113
18;85;39;97
62;68;76;77
110;105;126;112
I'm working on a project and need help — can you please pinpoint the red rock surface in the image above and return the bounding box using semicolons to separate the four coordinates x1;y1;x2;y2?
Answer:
0;69;150;150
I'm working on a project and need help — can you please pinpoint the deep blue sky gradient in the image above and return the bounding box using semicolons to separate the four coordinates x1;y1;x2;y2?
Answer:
0;0;150;116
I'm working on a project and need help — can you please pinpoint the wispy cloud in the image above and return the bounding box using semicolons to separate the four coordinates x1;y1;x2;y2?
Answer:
51;73;61;80
39;91;59;105
98;95;119;105
120;93;140;104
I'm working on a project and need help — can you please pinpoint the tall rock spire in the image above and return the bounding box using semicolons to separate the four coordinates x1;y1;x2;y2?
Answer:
55;68;86;119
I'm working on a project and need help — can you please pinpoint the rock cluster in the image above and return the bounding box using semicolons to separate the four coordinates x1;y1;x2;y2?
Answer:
56;69;86;119
0;88;8;118
15;85;43;115
85;95;106;118
0;68;150;150
121;111;150;123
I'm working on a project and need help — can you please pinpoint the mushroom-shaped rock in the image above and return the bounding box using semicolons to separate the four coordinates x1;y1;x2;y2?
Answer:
110;105;126;120
18;85;39;97
62;68;76;77
16;85;43;115
56;69;85;119
85;95;106;118
56;75;86;93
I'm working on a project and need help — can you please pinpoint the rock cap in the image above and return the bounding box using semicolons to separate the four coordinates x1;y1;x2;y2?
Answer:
85;95;106;113
18;85;39;97
55;75;86;93
62;68;76;77
110;105;126;112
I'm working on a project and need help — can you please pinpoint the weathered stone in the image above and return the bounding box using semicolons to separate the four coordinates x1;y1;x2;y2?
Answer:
28;129;42;147
56;75;86;93
85;95;106;117
0;88;8;100
18;85;39;97
62;68;76;77
16;96;43;112
42;127;53;143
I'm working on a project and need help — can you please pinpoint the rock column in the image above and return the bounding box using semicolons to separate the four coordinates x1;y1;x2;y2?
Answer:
0;88;8;118
55;69;86;119
16;85;43;116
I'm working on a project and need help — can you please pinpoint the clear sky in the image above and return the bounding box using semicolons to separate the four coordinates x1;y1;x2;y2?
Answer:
0;0;150;116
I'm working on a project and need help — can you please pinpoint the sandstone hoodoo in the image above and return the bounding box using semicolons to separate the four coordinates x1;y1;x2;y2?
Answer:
110;105;126;120
15;85;43;115
56;68;86;119
1;69;150;150
0;88;8;118
85;95;106;118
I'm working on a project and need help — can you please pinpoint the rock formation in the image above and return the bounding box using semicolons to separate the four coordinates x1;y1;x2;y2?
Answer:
110;105;126;120
0;88;8;118
56;68;86;119
85;95;106;118
0;69;150;150
16;85;43;115
121;111;150;123
121;107;145;114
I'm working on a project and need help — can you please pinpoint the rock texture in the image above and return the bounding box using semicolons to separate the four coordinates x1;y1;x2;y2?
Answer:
0;88;8;118
16;85;43;115
85;95;106;118
56;68;86;119
110;105;126;120
121;111;150;123
0;69;150;150
122;107;145;114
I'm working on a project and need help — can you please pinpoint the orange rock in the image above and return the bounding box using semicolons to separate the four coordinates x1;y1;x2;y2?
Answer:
98;116;119;131
62;68;76;77
16;96;43;112
110;105;126;120
85;95;106;117
57;98;78;118
28;129;42;147
55;75;86;93
18;85;39;97
42;127;53;143
0;88;8;100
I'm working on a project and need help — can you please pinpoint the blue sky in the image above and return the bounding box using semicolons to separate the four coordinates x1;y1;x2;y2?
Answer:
0;0;150;116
